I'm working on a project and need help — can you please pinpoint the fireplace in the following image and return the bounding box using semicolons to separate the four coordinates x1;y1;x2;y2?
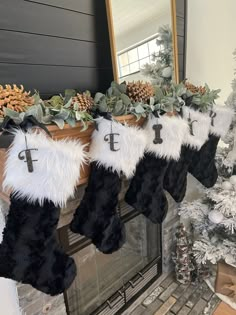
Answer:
58;197;162;315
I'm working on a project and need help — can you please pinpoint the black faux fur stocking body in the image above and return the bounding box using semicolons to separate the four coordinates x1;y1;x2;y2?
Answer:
188;105;233;188
125;153;169;223
0;196;76;295
1;129;86;295
188;134;219;188
163;106;212;202
70;162;125;254
164;146;196;203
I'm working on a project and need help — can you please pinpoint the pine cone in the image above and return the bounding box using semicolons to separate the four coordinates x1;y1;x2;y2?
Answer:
0;84;34;118
71;92;94;112
185;81;206;95
127;81;154;103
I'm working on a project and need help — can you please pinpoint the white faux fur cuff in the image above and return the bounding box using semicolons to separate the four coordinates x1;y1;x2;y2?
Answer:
89;118;146;178
209;105;234;138
182;107;211;150
3;130;87;207
144;115;188;161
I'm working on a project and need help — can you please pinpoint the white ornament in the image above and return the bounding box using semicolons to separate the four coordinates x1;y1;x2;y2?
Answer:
221;181;233;190
162;66;172;78
208;210;224;224
229;175;236;186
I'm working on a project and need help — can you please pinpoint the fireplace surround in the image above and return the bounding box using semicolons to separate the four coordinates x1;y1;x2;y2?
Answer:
2;172;188;315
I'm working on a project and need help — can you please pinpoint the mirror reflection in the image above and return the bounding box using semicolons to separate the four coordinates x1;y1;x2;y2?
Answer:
110;0;175;84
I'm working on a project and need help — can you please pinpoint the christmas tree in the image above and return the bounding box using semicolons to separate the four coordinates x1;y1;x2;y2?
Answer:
179;179;236;267
141;25;173;86
177;49;236;268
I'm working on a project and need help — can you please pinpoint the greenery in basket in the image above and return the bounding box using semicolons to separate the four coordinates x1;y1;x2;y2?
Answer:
184;81;221;112
151;83;188;114
93;81;130;116
0;81;221;130
0;85;93;130
93;81;156;119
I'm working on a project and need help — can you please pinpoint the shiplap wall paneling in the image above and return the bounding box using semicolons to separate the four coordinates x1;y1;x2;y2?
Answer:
0;0;113;98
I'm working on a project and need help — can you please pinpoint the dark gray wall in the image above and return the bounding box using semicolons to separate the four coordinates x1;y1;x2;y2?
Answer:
0;0;114;98
176;0;187;82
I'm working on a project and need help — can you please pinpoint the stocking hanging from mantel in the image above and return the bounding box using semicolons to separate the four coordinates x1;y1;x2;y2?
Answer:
125;114;188;224
70;117;146;254
188;105;233;188
0;129;87;296
164;106;211;202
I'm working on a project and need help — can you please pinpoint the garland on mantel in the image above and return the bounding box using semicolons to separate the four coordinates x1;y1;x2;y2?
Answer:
0;81;221;130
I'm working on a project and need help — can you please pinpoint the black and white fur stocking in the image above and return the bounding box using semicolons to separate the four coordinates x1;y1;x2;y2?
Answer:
164;107;211;202
70;118;146;254
125;114;188;223
0;130;86;295
189;105;233;187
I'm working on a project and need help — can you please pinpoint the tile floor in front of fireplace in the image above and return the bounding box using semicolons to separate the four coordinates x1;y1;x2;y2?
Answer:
129;273;232;315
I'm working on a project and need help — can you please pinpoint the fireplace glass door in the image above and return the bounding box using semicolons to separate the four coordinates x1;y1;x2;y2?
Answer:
59;202;162;315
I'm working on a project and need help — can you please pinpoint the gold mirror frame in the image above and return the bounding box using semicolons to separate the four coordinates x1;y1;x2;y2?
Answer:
105;0;179;83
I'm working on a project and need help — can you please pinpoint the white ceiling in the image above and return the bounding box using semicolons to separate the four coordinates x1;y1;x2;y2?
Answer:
111;0;171;46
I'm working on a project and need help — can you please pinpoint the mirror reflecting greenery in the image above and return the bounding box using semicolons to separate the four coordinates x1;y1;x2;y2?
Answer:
109;0;177;84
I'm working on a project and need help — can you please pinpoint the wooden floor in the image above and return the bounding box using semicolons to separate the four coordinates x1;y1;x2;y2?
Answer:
214;302;236;315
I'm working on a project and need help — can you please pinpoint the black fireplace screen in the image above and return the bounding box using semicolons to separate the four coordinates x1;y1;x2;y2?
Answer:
58;202;162;315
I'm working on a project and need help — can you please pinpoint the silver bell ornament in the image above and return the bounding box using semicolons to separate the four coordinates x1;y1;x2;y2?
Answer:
208;210;224;224
221;181;233;190
229;175;236;186
162;66;172;78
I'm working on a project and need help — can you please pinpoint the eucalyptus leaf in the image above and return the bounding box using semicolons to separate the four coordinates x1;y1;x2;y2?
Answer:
80;119;88;131
50;108;61;113
149;97;155;106
25;104;44;121
112;87;121;97
94;92;105;104
49;95;64;108
73;102;79;111
118;83;127;94
64;98;72;109
150;104;155;112
107;87;113;97
55;109;70;120
41;115;54;124
33;92;41;105
113;100;125;116
19;112;26;120
52;118;65;129
75;111;81;121
98;98;108;112
66;116;76;127
3;107;20;118
120;93;131;106
154;86;164;101
134;103;146;114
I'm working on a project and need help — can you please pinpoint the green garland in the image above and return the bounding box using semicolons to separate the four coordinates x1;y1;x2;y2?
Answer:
0;81;221;130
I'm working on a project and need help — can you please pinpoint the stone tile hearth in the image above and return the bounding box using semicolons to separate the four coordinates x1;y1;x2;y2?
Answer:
130;273;221;315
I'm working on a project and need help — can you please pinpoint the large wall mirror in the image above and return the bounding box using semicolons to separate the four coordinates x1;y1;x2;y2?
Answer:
106;0;180;84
